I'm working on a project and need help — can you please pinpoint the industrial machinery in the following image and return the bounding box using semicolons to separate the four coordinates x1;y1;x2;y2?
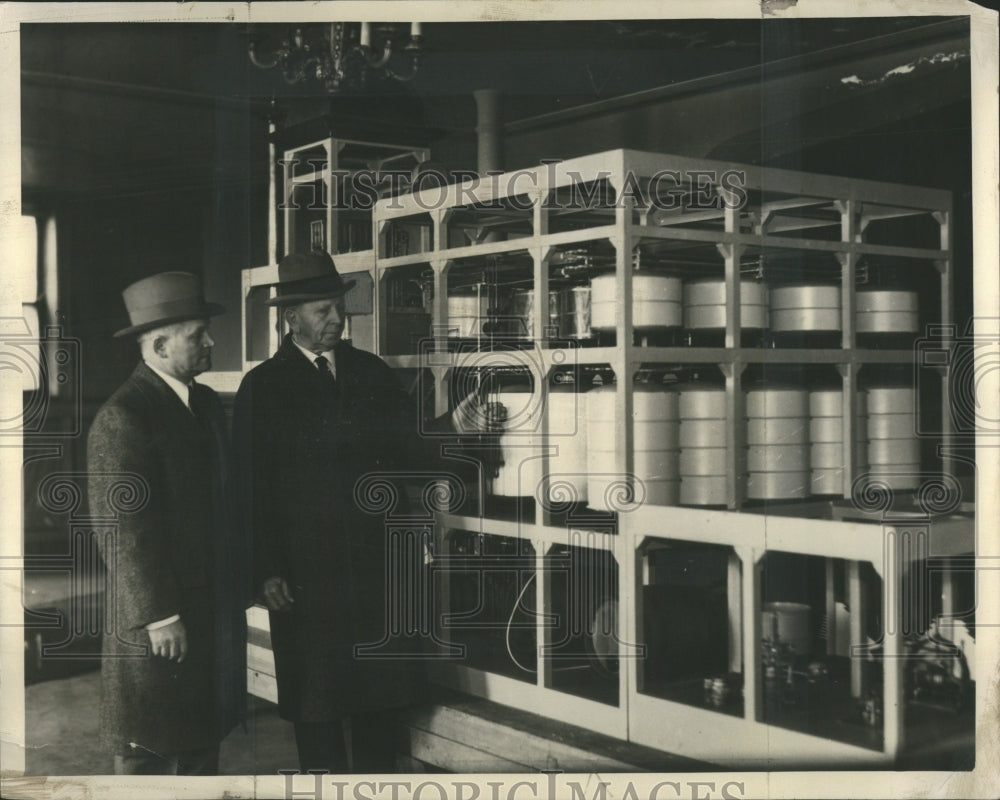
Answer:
238;148;973;767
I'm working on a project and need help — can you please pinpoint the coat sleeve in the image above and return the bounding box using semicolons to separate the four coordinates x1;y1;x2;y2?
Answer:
87;404;181;631
205;388;254;612
232;373;288;594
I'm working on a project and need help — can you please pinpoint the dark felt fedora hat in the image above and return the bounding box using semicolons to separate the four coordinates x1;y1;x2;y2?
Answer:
114;271;225;338
265;251;357;306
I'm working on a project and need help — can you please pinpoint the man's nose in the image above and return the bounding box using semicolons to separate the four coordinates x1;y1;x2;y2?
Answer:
203;331;215;347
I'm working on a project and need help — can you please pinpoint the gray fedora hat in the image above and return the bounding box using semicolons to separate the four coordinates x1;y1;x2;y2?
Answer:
265;251;357;306
114;271;224;338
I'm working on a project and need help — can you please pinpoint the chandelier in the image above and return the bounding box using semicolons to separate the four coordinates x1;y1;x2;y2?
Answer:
248;22;424;93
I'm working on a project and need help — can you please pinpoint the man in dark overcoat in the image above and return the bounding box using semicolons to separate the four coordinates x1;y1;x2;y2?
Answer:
87;272;249;775
233;252;491;773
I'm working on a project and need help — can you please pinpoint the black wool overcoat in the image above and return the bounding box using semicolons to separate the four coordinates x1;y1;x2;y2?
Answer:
87;362;249;755
233;336;426;723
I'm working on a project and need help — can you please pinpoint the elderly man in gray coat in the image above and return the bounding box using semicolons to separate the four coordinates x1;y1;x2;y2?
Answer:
87;272;249;775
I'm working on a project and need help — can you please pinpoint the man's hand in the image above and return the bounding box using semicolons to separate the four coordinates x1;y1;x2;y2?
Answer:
263;576;294;611
147;619;187;662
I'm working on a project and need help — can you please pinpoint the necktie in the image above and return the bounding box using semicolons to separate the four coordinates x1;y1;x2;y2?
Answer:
315;355;336;388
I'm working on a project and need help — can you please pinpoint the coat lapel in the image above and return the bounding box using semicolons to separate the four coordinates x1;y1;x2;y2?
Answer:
131;362;202;435
277;334;348;410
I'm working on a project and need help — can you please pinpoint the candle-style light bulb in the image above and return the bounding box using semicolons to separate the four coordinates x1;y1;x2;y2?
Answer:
360;22;372;47
410;22;423;37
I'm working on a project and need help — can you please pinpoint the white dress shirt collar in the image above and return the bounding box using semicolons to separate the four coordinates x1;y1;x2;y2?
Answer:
292;339;336;378
144;360;192;410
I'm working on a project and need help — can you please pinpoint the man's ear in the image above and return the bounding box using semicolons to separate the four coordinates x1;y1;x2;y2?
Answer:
151;334;169;358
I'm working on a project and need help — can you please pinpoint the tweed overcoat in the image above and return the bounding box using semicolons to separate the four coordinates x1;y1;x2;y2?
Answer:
87;362;249;755
233;335;426;722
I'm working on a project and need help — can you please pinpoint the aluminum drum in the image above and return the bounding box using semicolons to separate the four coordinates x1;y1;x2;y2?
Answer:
590;273;682;332
864;385;920;491
679;447;727;475
762;602;811;654
747;471;810;500
745;387;809;500
506;288;561;339
747;416;808;444
447;291;490;338
748;443;810;472
809;389;868;495
856;289;919;334
587;384;680;510
678;384;727;506
770;285;841;332
866;386;916;415
557;286;593;339
681;475;728;506
868;438;920;465
810;389;869;419
679;385;727;420
810;416;869;443
746;387;809;419
520;388;588;504
867;413;916;440
680;419;726;448
683;279;769;330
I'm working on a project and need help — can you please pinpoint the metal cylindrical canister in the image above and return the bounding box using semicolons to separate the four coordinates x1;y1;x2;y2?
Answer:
762;602;811;654
679;447;727;475
557;286;593;339
856;289;919;334
867;413;916;440
678;383;727;505
679;385;727;420
586;384;679;510
506;287;563;339
868;437;920;465
866;385;916;415
679;418;725;448
746;387;809;419
864;385;920;490
746;416;808;445
809;388;868;495
590;273;683;332
447;289;490;338
519;384;588;504
745;386;810;500
770;284;841;332
747;443;810;472
683;279;769;330
809;389;869;419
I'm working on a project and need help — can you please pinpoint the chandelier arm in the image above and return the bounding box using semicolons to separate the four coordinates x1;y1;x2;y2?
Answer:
365;41;394;69
248;43;280;70
385;62;420;82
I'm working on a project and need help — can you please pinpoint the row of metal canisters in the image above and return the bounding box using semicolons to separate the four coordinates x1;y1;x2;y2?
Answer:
448;278;918;338
490;379;920;508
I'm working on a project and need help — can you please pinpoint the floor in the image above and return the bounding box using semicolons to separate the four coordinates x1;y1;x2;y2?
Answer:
25;667;299;776
23;663;976;775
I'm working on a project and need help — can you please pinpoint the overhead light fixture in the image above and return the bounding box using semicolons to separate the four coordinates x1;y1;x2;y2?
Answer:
249;22;424;92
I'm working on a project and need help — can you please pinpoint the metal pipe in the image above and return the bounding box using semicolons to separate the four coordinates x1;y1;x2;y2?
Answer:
473;89;504;244
473;89;504;175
